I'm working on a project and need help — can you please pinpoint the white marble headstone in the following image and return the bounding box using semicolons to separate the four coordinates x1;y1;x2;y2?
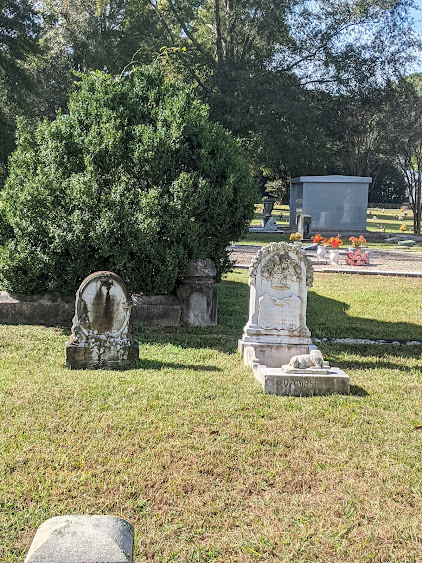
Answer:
239;242;314;367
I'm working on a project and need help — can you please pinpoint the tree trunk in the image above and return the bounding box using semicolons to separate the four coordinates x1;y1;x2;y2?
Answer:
214;0;224;66
225;0;234;63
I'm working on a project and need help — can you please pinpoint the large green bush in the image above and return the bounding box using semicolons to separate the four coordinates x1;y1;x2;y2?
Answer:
0;64;256;295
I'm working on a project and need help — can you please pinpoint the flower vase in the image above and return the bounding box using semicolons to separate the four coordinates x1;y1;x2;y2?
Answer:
316;245;327;259
329;249;340;265
293;241;302;247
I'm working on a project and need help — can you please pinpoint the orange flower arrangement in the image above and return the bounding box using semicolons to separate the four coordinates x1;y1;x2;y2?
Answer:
349;235;366;248
325;235;343;248
312;233;326;245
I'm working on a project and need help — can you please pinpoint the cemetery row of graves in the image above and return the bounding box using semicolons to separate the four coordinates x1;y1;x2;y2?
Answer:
0;65;421;561
1;257;422;560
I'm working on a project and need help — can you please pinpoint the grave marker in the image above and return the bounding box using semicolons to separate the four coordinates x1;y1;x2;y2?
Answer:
65;271;139;369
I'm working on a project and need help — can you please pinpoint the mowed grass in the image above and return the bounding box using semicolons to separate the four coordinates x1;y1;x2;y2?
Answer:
1;272;422;562
247;204;416;237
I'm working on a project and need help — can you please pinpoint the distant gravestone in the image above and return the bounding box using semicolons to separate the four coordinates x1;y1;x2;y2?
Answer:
24;515;134;563
238;242;349;395
65;272;139;369
262;216;278;231
297;214;312;240
176;259;217;326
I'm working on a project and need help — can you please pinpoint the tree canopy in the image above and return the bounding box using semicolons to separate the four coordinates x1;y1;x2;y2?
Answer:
0;64;256;295
0;0;421;228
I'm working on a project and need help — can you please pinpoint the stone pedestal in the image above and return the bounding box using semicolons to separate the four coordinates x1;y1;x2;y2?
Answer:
65;272;139;369
176;259;217;326
24;515;134;563
254;365;350;396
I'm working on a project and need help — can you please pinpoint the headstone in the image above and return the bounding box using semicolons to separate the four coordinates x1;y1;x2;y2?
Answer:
238;242;349;395
177;259;217;326
262;216;278;231
238;242;314;367
261;197;277;229
65;271;139;369
297;214;312;239
24;515;134;563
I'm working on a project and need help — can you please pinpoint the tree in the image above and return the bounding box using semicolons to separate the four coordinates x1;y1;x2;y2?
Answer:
0;64;256;295
381;75;422;233
0;0;40;180
141;0;419;178
369;161;407;205
28;0;161;120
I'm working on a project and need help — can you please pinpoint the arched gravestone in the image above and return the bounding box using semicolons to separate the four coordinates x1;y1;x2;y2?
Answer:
239;242;349;396
65;272;139;369
239;242;314;367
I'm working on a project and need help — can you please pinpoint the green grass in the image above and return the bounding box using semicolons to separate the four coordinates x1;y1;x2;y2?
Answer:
246;204;417;240
1;272;422;562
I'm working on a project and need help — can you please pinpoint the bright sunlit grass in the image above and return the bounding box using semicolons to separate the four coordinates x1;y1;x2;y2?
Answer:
1;272;422;562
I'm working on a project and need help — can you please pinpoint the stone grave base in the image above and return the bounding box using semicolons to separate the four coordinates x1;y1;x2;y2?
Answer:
24;515;134;563
253;365;350;396
239;340;313;368
66;342;139;370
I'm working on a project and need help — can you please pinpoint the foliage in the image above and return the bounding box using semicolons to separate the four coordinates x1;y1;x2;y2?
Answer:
380;74;422;233
0;0;40;181
369;160;407;204
0;64;256;295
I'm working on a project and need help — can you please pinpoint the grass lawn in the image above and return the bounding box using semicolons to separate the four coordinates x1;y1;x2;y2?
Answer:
246;204;416;241
1;272;422;562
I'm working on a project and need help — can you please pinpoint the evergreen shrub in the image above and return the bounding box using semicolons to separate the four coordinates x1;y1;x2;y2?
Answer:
0;64;256;295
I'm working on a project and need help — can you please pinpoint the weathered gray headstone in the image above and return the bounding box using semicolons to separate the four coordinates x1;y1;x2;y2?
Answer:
261;197;277;230
262;216;278;231
24;515;134;563
65;271;139;369
297;214;312;240
177;259;217;326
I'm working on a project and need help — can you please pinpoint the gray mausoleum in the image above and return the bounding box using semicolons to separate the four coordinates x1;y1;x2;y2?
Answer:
289;175;372;231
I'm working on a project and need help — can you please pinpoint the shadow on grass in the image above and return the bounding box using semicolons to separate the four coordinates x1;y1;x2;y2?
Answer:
322;344;422;374
132;278;422;357
350;384;369;396
307;291;422;341
135;358;222;372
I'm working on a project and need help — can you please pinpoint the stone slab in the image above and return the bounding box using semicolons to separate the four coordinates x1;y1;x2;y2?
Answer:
254;365;350;396
239;340;312;368
24;515;134;563
0;291;73;326
0;292;182;327
248;227;284;234
131;294;181;326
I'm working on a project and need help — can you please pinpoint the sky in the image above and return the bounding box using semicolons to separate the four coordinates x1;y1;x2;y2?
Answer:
409;1;422;73
411;0;422;32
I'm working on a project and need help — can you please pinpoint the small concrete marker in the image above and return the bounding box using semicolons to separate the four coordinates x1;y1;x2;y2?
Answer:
24;515;134;563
